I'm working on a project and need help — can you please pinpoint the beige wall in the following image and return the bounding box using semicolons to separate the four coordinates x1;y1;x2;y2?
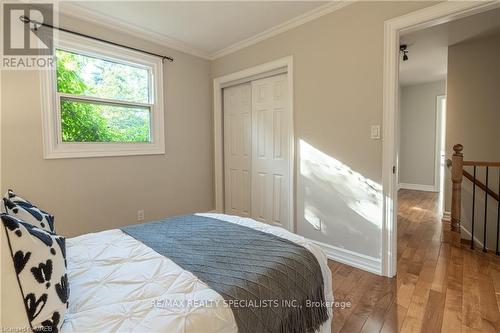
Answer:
445;32;500;211
0;15;214;237
446;33;500;164
212;1;435;259
445;33;500;247
399;80;446;187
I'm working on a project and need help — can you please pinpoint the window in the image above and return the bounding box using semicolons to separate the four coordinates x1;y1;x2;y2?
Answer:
41;32;164;158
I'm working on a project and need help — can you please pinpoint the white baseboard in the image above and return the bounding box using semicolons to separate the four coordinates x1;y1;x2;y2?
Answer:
460;225;486;249
441;215;490;250
312;240;382;275
399;183;438;192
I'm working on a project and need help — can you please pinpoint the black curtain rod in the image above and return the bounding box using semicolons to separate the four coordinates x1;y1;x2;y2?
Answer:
20;15;174;62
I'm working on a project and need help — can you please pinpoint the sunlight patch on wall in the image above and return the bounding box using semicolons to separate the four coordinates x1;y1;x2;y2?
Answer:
299;140;383;228
304;206;322;231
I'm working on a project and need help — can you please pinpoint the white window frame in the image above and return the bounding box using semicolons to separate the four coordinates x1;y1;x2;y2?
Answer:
40;31;165;159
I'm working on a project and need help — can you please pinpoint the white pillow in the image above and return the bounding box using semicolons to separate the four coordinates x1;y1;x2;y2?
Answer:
2;190;55;233
1;214;68;332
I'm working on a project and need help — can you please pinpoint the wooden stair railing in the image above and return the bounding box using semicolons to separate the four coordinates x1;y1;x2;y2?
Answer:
449;144;500;255
462;169;499;202
450;144;464;233
447;158;500;202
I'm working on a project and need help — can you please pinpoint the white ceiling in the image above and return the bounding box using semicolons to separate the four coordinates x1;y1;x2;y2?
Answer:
399;7;500;86
60;1;328;59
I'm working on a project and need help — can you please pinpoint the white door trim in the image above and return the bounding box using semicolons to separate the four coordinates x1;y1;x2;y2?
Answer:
213;56;295;231
435;94;446;193
382;1;500;277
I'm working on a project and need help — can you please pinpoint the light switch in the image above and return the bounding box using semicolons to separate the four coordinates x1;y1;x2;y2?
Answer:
371;125;381;139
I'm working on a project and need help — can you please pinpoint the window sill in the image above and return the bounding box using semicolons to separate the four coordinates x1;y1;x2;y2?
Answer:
43;142;165;159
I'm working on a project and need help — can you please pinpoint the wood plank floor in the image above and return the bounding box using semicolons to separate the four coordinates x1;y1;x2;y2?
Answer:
329;189;500;333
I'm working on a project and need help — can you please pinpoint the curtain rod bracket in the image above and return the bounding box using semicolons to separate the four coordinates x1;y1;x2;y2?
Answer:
19;15;174;62
20;15;42;31
19;15;30;24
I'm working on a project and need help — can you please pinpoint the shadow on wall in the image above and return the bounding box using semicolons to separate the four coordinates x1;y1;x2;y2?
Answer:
297;140;382;258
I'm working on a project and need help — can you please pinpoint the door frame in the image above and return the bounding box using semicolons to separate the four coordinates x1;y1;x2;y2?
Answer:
434;94;446;193
213;56;295;231
382;1;500;277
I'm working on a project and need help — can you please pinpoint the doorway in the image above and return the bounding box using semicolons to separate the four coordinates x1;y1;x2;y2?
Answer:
382;1;500;277
436;95;447;213
398;83;447;193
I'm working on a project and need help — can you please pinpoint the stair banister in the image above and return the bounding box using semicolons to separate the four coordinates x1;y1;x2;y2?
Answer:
451;144;464;232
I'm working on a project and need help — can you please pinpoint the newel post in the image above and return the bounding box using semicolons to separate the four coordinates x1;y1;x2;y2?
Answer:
451;144;464;232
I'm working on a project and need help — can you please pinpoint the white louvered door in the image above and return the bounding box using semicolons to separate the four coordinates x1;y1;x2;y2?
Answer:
223;74;290;230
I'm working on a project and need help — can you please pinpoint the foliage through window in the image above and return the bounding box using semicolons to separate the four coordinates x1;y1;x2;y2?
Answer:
42;32;164;159
56;49;152;143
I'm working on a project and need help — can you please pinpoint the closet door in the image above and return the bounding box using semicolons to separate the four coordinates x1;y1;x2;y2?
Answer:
223;83;252;216
251;74;290;229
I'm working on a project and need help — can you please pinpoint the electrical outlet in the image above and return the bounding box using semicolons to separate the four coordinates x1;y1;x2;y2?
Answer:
311;217;322;231
305;209;322;230
371;125;381;139
137;209;145;221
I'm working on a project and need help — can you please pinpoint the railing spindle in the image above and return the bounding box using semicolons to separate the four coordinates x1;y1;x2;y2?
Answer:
448;144;500;255
471;166;476;249
483;166;489;253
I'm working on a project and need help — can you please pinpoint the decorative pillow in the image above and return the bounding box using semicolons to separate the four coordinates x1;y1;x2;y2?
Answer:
1;214;69;333
2;189;55;233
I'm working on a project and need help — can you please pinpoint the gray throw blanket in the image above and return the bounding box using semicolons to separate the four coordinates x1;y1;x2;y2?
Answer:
121;215;328;333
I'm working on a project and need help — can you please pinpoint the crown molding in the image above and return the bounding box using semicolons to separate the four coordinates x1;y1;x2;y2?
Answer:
57;2;212;60
209;1;356;60
55;1;356;62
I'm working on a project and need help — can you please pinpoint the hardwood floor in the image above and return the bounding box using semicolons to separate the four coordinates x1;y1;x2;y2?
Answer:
328;189;500;333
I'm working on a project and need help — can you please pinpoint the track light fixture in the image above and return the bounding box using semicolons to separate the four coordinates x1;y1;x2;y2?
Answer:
400;44;409;61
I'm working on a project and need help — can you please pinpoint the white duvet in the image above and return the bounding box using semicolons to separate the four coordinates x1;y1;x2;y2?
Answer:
61;213;333;333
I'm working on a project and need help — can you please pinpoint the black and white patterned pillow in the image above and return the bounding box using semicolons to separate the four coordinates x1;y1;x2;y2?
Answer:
2;190;55;233
2;214;69;333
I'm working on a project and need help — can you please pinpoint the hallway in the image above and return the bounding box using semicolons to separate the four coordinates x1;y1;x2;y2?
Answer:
329;189;500;333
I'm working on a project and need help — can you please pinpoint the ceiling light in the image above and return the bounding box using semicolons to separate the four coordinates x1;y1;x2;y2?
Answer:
400;44;409;62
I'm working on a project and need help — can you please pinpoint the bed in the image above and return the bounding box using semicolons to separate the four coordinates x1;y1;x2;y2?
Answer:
60;213;333;333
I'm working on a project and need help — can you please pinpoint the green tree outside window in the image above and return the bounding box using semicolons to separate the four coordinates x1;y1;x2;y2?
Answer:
56;50;151;143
